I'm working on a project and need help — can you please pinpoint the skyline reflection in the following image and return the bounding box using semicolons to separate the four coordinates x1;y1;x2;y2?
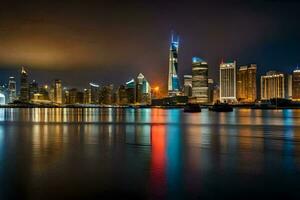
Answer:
0;108;300;199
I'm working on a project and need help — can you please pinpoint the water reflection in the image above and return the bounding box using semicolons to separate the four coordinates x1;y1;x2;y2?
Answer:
0;108;300;199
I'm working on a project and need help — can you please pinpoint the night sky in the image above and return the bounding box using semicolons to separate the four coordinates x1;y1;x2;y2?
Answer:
0;0;299;91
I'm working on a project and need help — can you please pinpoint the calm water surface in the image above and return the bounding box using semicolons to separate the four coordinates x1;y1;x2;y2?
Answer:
0;108;300;199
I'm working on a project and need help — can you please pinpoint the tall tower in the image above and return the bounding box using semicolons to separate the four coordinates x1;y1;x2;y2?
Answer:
20;67;29;102
168;32;180;96
236;64;257;103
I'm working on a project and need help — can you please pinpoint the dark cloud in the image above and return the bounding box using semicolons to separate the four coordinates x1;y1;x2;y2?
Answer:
0;0;299;91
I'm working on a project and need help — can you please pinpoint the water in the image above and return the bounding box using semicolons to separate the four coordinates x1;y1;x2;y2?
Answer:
0;108;300;199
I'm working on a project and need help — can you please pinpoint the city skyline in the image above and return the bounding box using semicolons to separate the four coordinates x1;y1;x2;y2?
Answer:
0;1;300;89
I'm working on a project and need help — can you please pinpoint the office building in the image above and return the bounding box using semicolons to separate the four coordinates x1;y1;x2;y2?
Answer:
191;57;208;103
168;32;180;96
126;79;136;104
220;61;237;103
83;88;92;104
53;79;62;104
236;64;257;103
29;80;39;100
261;71;285;100
90;83;100;104
20;67;29;102
292;69;300;100
183;75;192;97
8;77;17;103
136;73;151;104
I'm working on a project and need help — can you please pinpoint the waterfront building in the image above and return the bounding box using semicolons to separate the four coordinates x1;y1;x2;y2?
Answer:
90;83;100;104
288;74;293;99
99;85;113;105
8;77;17;103
183;75;192;97
168;32;180;96
220;61;237;103
261;71;285;100
83;88;92;104
20;67;29;102
213;85;220;103
29;80;39;100
126;79;136;104
117;85;128;105
236;64;257;103
53;79;62;104
136;73;151;104
208;79;214;104
292;69;300;101
191;57;208;104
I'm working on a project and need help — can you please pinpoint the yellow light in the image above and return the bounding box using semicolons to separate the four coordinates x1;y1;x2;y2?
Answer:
154;86;159;92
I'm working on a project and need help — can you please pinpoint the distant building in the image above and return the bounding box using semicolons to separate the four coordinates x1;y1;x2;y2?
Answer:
126;79;136;104
99;85;113;105
237;64;257;103
261;71;285;100
83;88;91;104
20;67;29;102
292;69;300;101
54;79;62;104
288;74;293;100
90;83;100;104
191;57;208;104
183;75;192;97
29;80;39;100
8;77;17;103
117;85;128;105
213;85;220;103
220;61;237;103
168;32;180;96
136;73;151;104
208;79;214;104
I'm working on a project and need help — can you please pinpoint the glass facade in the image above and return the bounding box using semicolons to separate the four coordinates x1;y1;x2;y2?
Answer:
220;61;237;103
168;33;180;96
191;57;208;103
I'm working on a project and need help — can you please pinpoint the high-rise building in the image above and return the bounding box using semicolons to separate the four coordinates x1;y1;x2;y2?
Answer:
288;74;293;100
191;57;208;103
20;67;29;102
168;32;180;96
261;71;285;100
126;79;136;104
292;69;300;101
183;75;192;97
117;85;128;105
136;73;151;104
29;80;39;100
208;79;214;104
53;79;62;104
99;85;113;105
8;77;17;103
236;64;257;103
90;83;100;104
83;89;92;104
220;61;237;103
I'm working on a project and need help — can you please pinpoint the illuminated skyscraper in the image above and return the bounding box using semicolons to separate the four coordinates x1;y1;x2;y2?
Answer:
8;77;17;103
126;79;136;104
191;57;208;103
292;69;300;100
54;79;62;104
261;71;285;100
20;67;29;102
183;75;192;97
236;64;257;102
89;83;100;104
220;61;237;103
168;32;180;96
136;73;151;104
29;80;39;100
